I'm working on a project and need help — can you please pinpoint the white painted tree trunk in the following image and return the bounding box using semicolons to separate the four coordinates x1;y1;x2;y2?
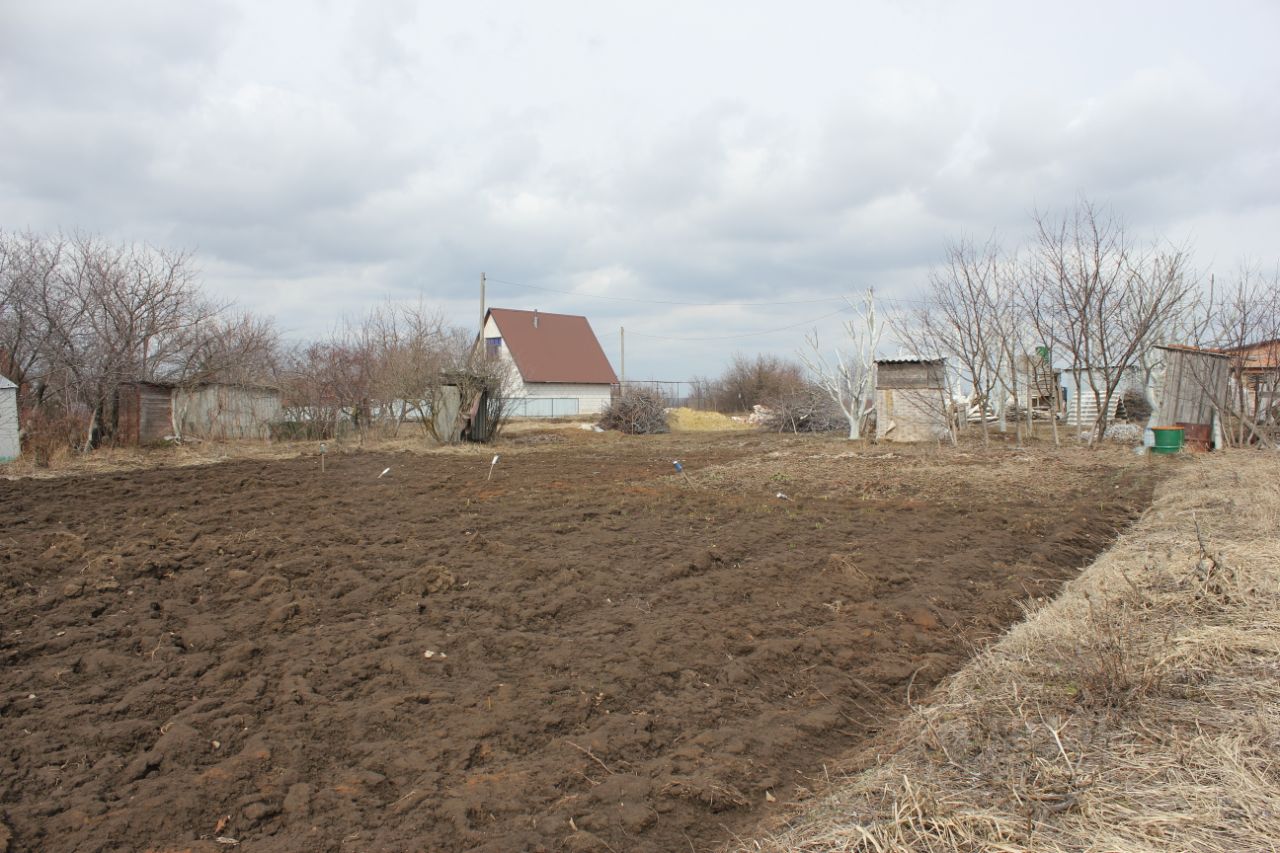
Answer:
799;290;882;442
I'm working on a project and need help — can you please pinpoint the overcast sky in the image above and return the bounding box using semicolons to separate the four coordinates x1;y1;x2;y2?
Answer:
2;1;1278;381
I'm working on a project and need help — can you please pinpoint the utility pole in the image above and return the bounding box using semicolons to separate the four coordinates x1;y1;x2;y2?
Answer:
479;272;486;334
620;326;625;387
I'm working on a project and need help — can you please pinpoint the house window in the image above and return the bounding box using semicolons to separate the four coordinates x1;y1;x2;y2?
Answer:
485;337;502;358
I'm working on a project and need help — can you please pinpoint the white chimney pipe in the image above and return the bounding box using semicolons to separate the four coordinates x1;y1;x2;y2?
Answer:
533;309;539;329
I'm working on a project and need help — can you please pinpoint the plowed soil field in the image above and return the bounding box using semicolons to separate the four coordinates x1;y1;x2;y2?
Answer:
0;434;1163;852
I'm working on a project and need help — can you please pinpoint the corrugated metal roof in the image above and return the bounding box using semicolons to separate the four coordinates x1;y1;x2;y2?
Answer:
487;308;618;385
875;356;945;365
0;375;16;390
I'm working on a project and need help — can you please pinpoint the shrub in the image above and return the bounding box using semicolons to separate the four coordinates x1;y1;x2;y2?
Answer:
20;407;84;466
689;353;807;413
599;388;669;434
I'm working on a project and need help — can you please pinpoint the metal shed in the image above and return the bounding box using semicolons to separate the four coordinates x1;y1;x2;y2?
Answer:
174;384;281;440
117;382;175;444
0;375;19;462
117;381;282;444
875;358;949;442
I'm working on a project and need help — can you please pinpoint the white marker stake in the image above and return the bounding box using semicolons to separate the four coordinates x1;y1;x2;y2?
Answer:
320;442;327;473
487;454;500;481
378;467;391;479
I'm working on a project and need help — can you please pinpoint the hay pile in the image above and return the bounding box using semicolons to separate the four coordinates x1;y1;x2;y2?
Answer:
668;407;752;432
743;452;1280;853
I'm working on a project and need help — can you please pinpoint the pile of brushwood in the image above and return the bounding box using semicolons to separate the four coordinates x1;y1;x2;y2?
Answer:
757;385;845;433
599;388;669;434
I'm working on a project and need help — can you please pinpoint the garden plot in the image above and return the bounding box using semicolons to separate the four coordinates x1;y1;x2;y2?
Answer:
0;434;1162;853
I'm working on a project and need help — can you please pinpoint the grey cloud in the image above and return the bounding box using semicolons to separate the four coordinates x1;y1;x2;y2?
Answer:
0;3;235;111
2;2;1279;382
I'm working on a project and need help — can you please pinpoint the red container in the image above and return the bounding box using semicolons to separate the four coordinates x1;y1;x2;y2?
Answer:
1176;422;1212;452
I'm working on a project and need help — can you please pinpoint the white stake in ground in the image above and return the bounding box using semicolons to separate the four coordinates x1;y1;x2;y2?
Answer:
378;467;391;479
487;454;500;481
319;442;327;473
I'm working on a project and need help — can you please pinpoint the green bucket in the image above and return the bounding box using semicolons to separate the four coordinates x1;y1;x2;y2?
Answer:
1150;426;1185;455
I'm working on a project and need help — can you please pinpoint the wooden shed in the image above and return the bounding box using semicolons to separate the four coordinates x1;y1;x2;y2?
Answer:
1015;352;1063;416
0;374;19;462
1154;344;1230;446
874;358;949;442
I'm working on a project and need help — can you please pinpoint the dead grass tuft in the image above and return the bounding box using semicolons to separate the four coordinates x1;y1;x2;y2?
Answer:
741;452;1280;853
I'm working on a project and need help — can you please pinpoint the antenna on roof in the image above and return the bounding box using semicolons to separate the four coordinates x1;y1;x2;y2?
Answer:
533;309;539;329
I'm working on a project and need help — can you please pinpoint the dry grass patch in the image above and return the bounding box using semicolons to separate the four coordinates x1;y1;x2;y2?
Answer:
668;407;753;432
742;452;1280;853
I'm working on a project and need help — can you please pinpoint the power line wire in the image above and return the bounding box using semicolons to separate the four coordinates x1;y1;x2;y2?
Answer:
625;305;853;341
487;276;851;307
486;273;938;342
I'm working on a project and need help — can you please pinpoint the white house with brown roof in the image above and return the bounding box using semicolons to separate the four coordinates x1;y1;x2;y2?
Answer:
481;308;618;416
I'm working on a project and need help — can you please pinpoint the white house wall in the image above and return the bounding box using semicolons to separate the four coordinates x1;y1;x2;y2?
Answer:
521;383;613;414
0;386;19;461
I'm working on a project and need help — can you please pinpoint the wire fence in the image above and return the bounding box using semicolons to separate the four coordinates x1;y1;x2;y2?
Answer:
615;381;692;407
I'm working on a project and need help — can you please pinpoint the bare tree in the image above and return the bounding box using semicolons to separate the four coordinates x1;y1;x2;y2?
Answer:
914;236;1006;444
882;302;959;446
0;231;77;407
798;289;882;440
0;231;306;454
1191;266;1280;445
987;253;1044;443
278;302;479;444
1027;199;1196;443
363;301;469;436
689;353;807;414
175;311;281;387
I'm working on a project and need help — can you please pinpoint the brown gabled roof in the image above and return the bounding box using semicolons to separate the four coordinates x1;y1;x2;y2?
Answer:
487;308;618;385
